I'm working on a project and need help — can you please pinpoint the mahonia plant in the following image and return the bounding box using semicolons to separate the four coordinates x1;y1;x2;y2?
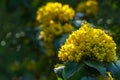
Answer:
54;22;120;80
76;0;98;16
36;2;75;56
36;2;75;24
58;22;116;62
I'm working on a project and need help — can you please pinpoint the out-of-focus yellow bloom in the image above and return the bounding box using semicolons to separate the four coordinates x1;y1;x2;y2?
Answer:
44;42;55;56
97;72;114;80
40;23;74;56
26;60;37;71
76;2;86;13
63;23;74;33
76;0;98;16
58;22;117;62
86;0;98;15
36;2;75;24
40;31;54;42
37;2;75;56
50;23;63;36
40;23;74;42
37;2;75;38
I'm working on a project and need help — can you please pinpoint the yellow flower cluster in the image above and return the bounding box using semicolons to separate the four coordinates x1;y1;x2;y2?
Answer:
40;23;74;41
97;72;114;80
40;23;74;56
76;0;98;16
58;22;117;62
36;2;75;56
36;2;75;24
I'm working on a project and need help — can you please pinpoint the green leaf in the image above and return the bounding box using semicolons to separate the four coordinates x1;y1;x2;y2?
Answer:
63;61;85;80
23;73;35;80
81;76;97;80
53;39;61;53
59;34;69;46
54;66;64;79
85;61;107;76
108;60;120;79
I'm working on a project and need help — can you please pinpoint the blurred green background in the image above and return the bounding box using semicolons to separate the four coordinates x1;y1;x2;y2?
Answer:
0;0;120;80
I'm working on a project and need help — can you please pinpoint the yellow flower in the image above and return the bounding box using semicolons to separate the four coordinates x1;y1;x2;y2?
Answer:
63;23;74;33
76;2;86;13
85;0;98;15
36;2;75;24
40;22;74;42
40;31;54;42
50;23;63;36
40;22;74;56
37;2;75;57
58;22;117;62
59;5;75;21
76;0;98;16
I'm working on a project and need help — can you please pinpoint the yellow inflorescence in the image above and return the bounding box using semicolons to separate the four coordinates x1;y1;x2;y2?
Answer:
76;0;98;16
36;2;75;24
37;2;75;39
58;22;117;62
97;72;114;80
36;2;75;56
40;23;74;42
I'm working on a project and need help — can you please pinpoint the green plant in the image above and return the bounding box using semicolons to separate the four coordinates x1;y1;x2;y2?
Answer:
54;22;120;80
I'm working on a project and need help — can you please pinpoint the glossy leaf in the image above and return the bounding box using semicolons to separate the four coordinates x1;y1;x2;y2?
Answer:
54;66;64;79
81;76;97;80
85;61;107;76
108;60;120;79
63;61;85;80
